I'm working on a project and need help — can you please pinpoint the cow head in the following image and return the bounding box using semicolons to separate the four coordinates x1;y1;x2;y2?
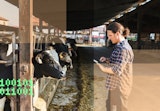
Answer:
59;52;71;62
59;52;73;69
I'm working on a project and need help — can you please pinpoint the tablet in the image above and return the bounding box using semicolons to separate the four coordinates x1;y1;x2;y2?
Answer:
93;59;98;63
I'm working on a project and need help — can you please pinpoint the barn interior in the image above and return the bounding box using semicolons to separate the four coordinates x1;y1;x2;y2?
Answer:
0;0;160;111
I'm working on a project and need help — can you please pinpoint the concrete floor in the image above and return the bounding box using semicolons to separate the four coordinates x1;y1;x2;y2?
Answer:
93;50;160;111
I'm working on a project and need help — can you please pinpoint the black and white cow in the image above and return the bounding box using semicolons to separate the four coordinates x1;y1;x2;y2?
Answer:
66;38;77;57
50;37;73;69
32;49;66;79
0;42;69;110
0;43;13;111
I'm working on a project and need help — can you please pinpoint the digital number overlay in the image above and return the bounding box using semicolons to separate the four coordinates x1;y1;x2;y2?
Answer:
0;79;33;96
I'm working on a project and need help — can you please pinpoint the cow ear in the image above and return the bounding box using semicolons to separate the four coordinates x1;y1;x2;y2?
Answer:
37;57;43;64
35;55;43;64
59;52;63;59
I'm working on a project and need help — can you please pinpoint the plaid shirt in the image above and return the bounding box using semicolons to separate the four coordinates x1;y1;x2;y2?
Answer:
106;39;134;90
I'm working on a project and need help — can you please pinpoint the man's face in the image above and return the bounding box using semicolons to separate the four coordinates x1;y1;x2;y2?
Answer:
107;30;118;44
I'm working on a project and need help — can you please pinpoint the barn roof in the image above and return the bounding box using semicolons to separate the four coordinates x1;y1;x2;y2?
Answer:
6;0;146;31
116;0;160;33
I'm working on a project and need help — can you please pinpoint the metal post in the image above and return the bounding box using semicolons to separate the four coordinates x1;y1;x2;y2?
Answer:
89;28;92;45
137;8;143;49
12;32;18;111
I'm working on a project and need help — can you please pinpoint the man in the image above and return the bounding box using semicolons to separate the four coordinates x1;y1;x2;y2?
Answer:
96;22;134;111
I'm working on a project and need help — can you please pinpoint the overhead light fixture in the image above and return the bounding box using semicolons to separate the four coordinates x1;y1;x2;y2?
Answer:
115;14;123;19
104;22;109;25
109;18;115;22
139;0;151;6
128;7;136;12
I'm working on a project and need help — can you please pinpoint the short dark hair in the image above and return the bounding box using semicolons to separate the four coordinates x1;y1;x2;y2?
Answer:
107;22;130;37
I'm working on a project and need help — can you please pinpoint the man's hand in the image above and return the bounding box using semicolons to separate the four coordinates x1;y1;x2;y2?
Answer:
99;57;110;63
99;57;106;62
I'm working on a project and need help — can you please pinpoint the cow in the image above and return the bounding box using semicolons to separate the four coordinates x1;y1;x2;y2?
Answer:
66;38;77;57
0;42;69;110
0;43;13;111
49;37;73;69
32;49;67;79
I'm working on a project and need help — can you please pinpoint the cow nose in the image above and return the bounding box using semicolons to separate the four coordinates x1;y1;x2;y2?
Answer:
66;57;71;62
